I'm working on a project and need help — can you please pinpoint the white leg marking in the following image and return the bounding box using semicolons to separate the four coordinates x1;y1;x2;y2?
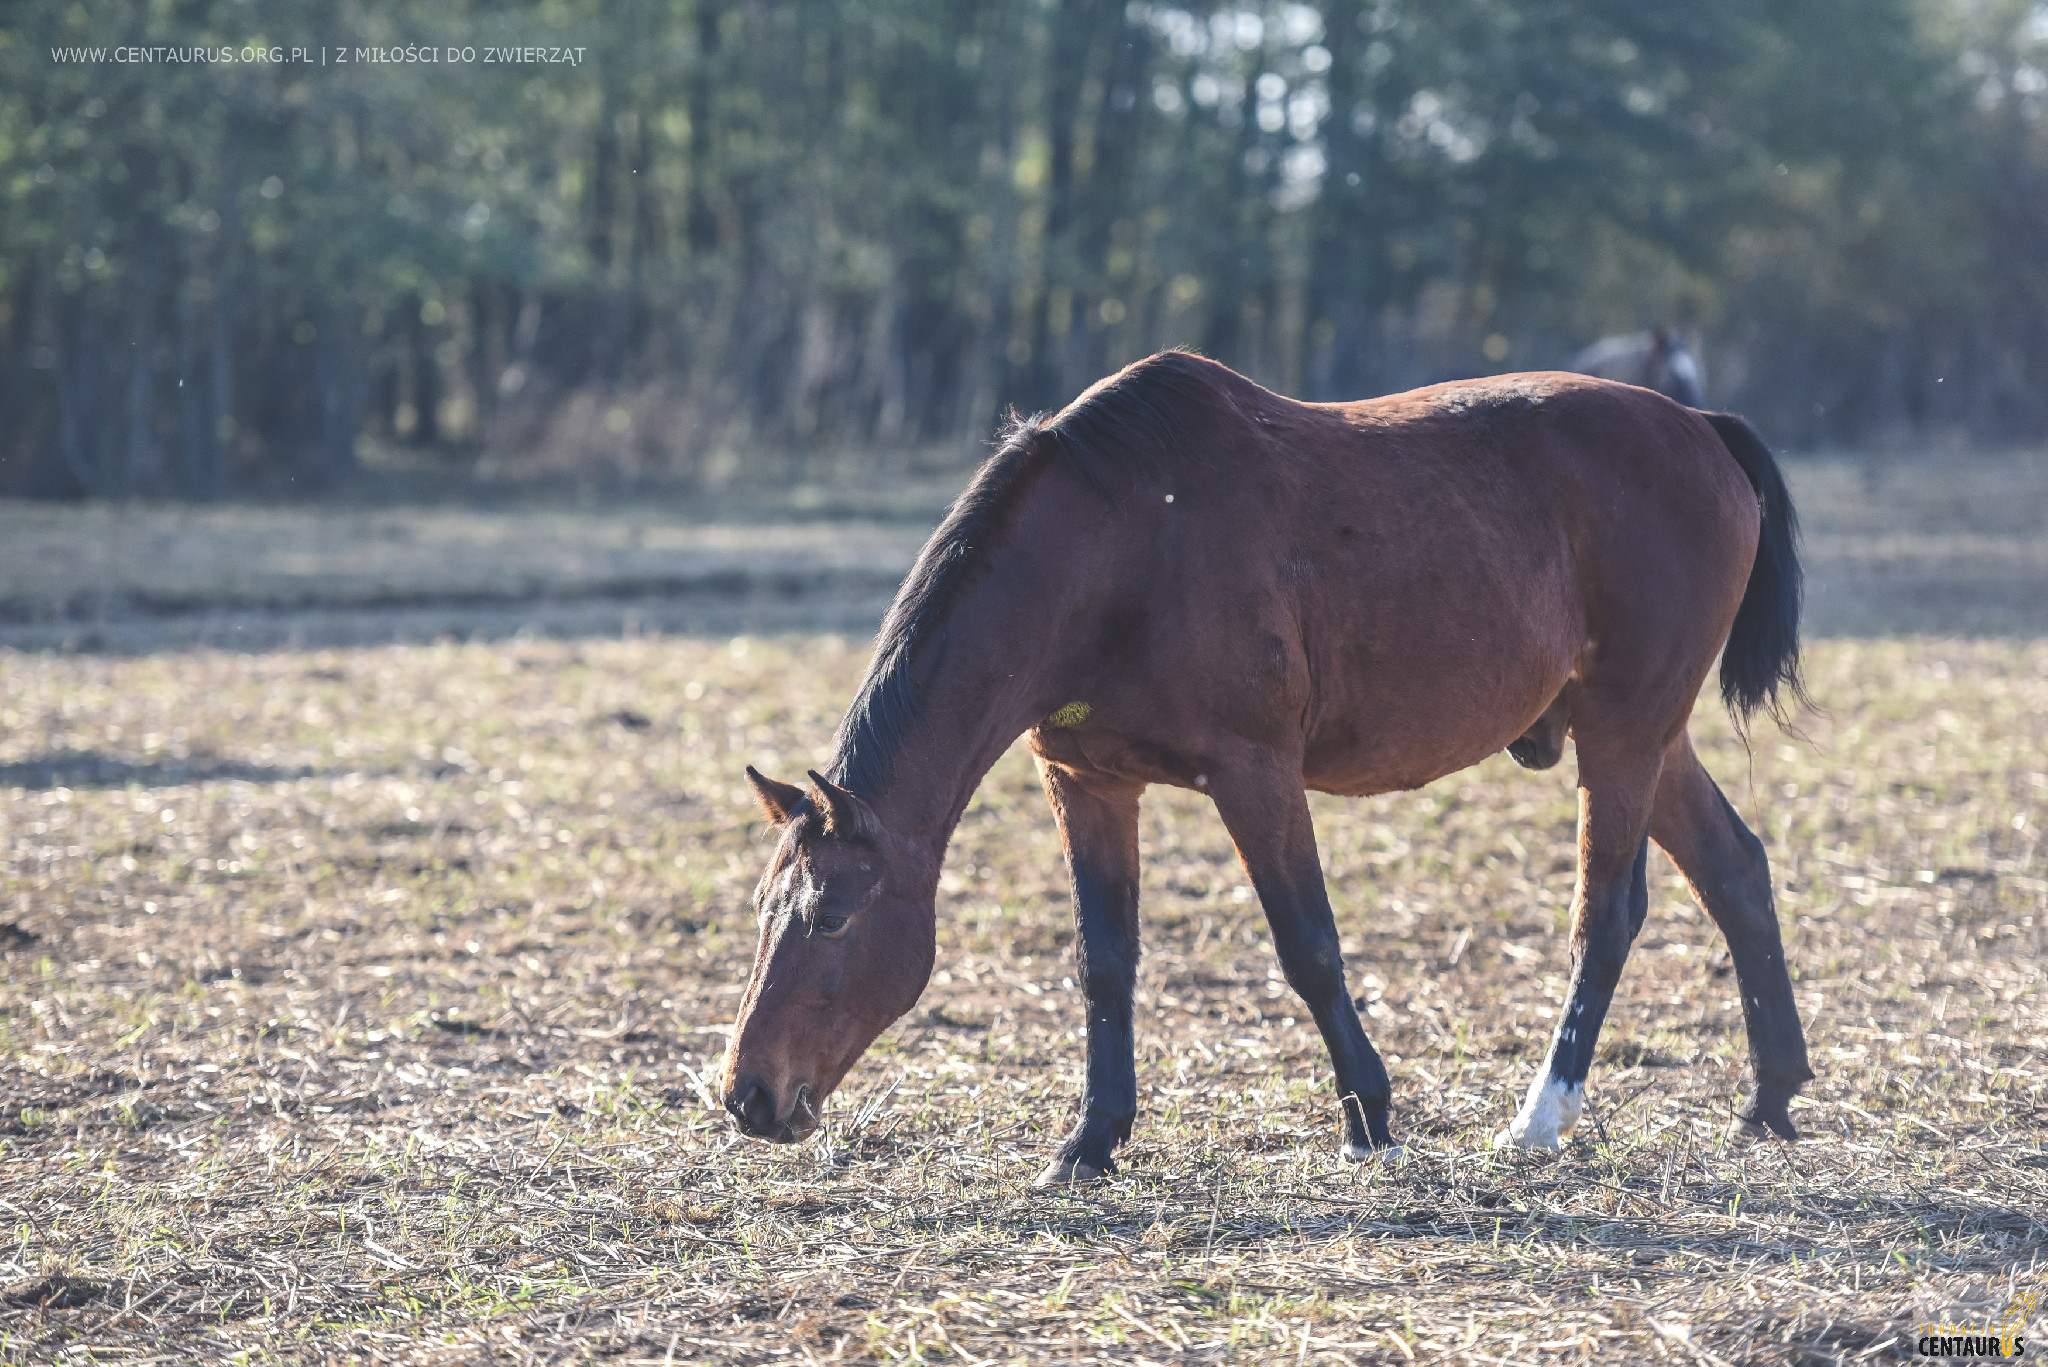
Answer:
1493;1076;1586;1150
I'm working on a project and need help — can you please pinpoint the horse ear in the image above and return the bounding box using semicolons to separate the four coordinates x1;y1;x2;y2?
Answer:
806;770;877;840
744;766;806;825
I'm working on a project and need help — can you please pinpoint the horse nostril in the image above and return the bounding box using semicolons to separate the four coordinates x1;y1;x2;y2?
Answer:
724;1079;778;1137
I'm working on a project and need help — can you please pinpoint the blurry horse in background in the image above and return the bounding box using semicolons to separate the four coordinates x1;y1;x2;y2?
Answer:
1570;326;1706;407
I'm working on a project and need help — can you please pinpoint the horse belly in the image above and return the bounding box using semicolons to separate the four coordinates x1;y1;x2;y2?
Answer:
1298;580;1579;796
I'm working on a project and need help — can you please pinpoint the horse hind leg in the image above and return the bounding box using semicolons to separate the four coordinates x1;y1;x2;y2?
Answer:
1496;738;1659;1149
1649;734;1812;1138
1507;690;1571;771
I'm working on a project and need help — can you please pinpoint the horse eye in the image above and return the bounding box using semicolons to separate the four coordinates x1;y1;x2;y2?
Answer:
813;912;849;935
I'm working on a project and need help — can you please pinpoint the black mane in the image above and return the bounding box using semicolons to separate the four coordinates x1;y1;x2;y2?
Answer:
828;350;1230;795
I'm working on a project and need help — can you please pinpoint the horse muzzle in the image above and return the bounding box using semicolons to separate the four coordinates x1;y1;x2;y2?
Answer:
722;1077;819;1144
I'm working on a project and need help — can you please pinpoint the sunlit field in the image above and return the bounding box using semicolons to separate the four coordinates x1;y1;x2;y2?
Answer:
1;457;2044;1363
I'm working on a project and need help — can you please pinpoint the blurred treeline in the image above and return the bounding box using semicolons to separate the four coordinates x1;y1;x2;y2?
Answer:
3;1;2046;499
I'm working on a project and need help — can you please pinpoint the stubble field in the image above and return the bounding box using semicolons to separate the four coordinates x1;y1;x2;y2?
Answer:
0;455;2044;1364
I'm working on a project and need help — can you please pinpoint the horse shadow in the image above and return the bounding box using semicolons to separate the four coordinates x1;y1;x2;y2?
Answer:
828;1138;2042;1297
0;749;320;790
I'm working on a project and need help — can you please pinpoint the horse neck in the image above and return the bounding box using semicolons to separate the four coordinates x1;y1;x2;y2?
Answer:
835;536;1098;879
849;627;1062;882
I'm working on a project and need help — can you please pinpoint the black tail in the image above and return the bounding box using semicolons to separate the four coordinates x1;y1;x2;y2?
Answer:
1705;412;1807;730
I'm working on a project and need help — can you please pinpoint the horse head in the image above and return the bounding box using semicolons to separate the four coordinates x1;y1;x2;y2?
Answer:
717;766;936;1142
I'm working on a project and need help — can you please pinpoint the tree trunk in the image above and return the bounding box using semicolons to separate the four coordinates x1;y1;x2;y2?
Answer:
686;0;722;254
176;253;211;500
1068;8;1149;389
1024;0;1095;410
1306;0;1368;400
204;106;243;498
315;294;362;484
122;228;161;500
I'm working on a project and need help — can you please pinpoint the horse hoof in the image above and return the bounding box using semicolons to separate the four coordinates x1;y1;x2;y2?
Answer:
1341;1142;1405;1164
1728;1114;1797;1142
1033;1157;1107;1188
1492;1126;1562;1151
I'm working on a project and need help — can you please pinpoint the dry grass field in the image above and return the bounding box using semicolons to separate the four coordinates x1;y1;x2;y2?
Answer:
0;453;2044;1364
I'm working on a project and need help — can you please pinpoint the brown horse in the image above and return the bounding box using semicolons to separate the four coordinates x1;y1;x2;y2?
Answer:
720;350;1811;1183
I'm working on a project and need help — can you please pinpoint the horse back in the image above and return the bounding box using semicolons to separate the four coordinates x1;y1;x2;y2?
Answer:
1018;356;1757;795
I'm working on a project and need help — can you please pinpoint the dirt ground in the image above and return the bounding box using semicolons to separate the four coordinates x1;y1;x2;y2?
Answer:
0;452;2043;1363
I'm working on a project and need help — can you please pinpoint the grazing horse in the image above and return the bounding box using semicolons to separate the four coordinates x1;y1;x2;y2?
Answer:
720;350;1811;1183
1570;326;1706;408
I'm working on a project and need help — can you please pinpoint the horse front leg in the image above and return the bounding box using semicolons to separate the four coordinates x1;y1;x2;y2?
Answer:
1033;762;1145;1186
1496;743;1660;1149
1208;755;1398;1159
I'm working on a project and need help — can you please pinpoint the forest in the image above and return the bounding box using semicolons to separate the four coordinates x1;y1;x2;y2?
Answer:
2;0;2045;498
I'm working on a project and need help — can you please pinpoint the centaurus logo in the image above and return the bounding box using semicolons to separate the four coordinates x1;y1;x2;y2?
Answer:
1916;1286;2039;1359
